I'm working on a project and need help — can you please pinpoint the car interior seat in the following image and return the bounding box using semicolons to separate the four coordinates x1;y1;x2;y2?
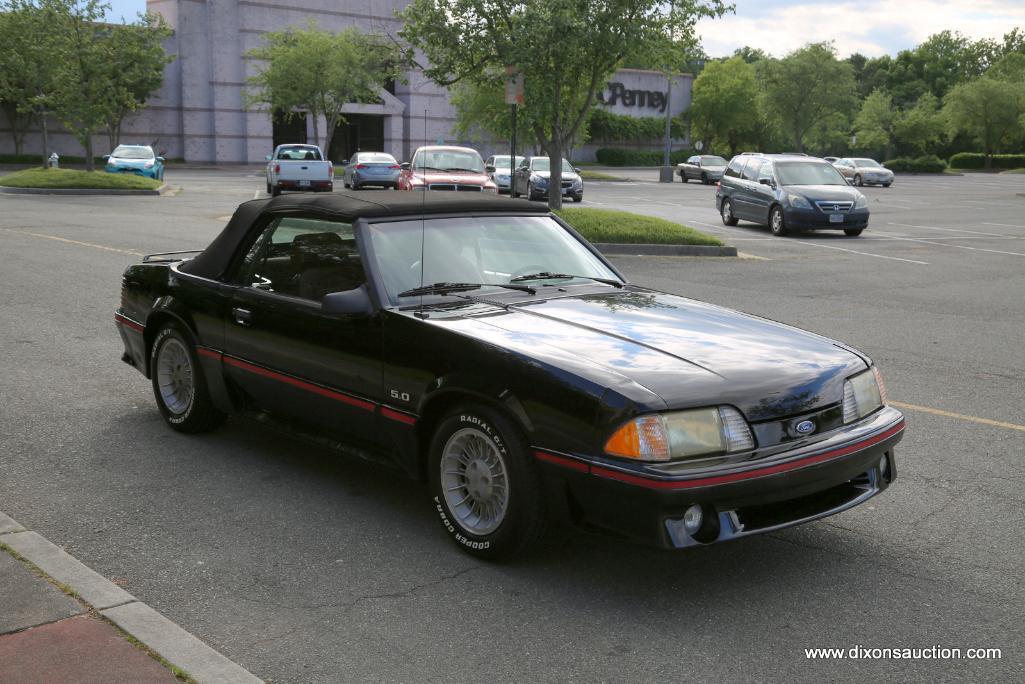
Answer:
290;232;364;301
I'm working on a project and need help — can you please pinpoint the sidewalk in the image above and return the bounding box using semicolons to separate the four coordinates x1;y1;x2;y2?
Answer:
0;511;261;684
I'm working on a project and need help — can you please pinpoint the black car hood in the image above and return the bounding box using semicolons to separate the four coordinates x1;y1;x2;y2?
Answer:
784;184;862;201
428;289;866;421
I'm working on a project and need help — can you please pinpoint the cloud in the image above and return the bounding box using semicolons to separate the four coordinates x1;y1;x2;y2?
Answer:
697;0;1025;57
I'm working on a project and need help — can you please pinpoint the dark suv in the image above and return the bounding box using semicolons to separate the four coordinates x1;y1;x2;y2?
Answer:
716;153;869;237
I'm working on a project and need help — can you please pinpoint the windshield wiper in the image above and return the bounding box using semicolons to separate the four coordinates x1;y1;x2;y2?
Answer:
398;281;536;298
443;167;484;173
414;166;447;172
509;272;624;288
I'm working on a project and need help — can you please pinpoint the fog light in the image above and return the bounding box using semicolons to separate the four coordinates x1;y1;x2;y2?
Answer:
683;504;703;535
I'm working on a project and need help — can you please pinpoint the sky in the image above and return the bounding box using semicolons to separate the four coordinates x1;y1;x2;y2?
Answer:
105;0;1025;58
695;0;1025;58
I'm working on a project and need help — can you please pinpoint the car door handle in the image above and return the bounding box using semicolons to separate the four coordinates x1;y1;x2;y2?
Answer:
232;307;252;326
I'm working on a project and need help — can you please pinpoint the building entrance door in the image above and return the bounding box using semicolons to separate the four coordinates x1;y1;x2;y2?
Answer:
329;115;386;162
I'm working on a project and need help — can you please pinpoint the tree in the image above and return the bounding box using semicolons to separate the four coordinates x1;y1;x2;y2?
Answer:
854;89;897;159
399;0;728;209
0;1;62;161
893;93;943;155
759;43;857;153
943;77;1025;168
450;78;533;148
101;17;174;151
246;24;401;154
688;56;759;156
44;0;112;171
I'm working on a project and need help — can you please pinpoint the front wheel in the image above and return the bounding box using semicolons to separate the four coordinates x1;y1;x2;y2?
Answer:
701;173;708;185
720;198;738;226
150;325;226;433
769;206;789;236
844;228;864;237
428;407;547;559
680;173;688;183
572;193;583;203
882;182;891;188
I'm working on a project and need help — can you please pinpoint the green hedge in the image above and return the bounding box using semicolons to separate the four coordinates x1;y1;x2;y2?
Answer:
588;109;685;143
949;153;1025;170
594;148;696;166
883;155;947;173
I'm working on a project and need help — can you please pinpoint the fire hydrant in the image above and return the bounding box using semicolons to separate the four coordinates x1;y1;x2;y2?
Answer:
48;152;59;169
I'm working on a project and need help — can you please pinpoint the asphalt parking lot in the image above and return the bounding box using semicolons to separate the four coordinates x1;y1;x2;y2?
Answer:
1;168;1023;682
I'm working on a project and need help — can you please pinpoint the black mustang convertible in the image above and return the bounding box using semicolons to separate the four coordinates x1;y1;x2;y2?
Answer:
116;193;905;558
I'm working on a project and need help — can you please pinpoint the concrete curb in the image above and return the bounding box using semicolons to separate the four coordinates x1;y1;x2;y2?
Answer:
595;242;737;257
0;512;262;684
0;184;167;196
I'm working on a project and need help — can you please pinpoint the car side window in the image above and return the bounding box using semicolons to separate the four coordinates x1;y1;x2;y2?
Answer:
758;161;775;183
688;156;699;164
742;158;761;181
724;157;745;178
236;217;365;302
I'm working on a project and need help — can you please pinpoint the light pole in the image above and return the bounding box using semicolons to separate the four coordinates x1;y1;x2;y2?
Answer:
658;0;676;183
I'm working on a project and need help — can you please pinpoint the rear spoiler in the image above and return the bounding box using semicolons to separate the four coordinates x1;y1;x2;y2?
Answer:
142;250;203;264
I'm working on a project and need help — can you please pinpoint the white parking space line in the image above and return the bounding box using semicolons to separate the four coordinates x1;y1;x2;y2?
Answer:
787;239;929;265
888;222;1012;237
983;222;1025;229
873;232;1025;257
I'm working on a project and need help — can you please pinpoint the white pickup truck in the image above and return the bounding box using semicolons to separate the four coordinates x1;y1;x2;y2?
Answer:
265;144;334;196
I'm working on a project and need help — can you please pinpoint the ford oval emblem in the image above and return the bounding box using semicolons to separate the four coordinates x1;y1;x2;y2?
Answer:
795;420;816;435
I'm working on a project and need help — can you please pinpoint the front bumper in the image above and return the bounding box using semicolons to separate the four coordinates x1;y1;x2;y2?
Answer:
784;206;870;230
107;165;159;179
534;406;904;549
533;182;583;198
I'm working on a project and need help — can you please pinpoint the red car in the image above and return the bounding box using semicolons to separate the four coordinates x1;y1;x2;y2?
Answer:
398;146;498;193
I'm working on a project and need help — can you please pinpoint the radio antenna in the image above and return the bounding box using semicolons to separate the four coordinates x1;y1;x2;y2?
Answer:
417;107;427;316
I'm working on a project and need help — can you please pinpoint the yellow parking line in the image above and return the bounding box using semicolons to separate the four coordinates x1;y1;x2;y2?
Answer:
0;228;143;256
889;401;1025;433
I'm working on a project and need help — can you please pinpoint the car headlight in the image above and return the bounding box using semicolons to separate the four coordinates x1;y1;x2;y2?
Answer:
144;161;154;168
842;367;887;423
788;194;812;209
854;194;868;209
604;406;755;462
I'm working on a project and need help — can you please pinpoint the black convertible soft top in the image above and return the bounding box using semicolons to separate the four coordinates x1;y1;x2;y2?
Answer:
180;191;549;281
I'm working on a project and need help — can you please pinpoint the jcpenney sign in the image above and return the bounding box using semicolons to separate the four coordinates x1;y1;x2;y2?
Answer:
597;82;668;113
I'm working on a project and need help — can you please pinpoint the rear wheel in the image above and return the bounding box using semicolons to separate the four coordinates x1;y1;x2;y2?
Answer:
770;205;789;236
271;184;281;197
882;182;891;188
844;228;864;237
150;325;226;433
701;173;708;185
720;198;738;226
680;173;688;183
854;174;863;186
428;407;546;559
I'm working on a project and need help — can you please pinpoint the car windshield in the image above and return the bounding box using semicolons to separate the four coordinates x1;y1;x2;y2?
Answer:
414;150;484;173
775;161;848;186
530;158;574;173
358;153;396;163
490;156;524;171
701;156;728;166
367;216;621;305
277;146;322;161
854;158;882;168
111;146;153;160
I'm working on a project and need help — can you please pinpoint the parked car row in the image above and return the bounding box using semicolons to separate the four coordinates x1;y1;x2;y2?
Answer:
266;143;584;203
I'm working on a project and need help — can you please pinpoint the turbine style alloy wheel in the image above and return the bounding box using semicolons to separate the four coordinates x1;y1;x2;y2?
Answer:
440;428;510;535
155;337;194;415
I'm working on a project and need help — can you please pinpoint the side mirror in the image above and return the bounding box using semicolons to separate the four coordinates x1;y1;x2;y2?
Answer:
265;155;272;161
322;285;373;317
693;161;701;167
156;156;165;162
845;177;854;185
340;160;349;166
759;178;774;187
103;154;111;160
400;162;411;170
573;167;581;173
485;165;495;173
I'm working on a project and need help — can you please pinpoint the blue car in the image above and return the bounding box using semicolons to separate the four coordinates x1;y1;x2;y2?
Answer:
104;145;165;181
341;151;400;189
